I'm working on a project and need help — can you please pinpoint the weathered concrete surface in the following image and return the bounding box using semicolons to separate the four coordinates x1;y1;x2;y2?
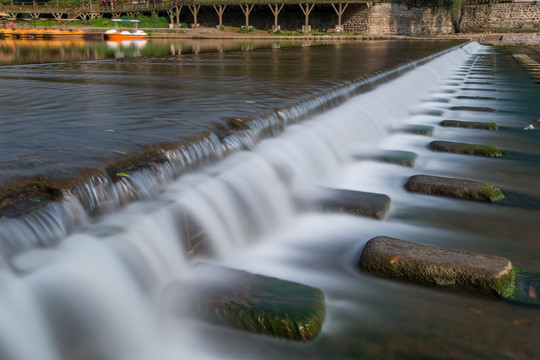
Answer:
181;264;326;341
318;188;391;220
439;120;499;131
405;174;505;202
428;140;503;157
359;236;515;297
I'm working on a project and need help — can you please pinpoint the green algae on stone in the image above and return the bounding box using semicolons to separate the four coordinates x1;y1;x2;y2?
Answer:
0;132;222;217
359;236;515;298
0;175;86;217
188;265;326;341
317;188;391;220
353;150;417;168
428;140;503;157
439;120;499;131
405;174;505;202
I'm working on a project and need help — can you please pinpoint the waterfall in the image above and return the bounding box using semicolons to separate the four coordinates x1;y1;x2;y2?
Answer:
0;42;483;360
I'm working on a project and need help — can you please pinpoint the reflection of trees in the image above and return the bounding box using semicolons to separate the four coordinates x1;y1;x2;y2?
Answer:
0;39;101;64
0;38;333;65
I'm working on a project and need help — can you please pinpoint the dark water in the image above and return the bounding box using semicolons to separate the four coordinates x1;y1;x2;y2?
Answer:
0;38;461;183
0;40;539;360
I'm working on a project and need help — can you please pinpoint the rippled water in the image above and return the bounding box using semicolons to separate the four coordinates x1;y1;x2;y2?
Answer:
0;38;461;183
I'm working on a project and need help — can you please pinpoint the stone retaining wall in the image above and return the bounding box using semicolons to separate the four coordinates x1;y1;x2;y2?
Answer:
460;3;540;31
343;3;454;35
343;3;540;36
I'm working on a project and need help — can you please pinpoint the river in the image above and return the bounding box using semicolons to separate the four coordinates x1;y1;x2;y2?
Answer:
0;38;538;360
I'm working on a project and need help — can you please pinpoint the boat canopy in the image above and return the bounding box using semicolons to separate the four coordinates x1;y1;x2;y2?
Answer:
112;19;140;23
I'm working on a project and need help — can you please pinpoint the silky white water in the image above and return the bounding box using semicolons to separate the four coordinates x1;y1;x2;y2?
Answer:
0;42;486;360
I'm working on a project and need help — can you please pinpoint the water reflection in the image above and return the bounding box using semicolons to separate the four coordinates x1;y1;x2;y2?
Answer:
0;38;339;65
106;40;147;59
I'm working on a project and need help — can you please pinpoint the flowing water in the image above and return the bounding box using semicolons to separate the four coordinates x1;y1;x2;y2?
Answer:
0;39;539;360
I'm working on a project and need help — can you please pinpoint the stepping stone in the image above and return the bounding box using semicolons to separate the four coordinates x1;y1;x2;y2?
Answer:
428;140;503;157
359;236;515;297
439;120;499;130
392;125;434;136
455;95;498;101
469;71;496;75
375;150;417;167
461;88;498;92
404;174;505;202
464;81;496;85
353;150;417;167
174;264;326;341
317;188;391;220
449;106;498;113
465;77;496;81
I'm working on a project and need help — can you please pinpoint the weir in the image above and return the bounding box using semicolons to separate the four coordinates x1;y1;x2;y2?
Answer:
0;42;539;359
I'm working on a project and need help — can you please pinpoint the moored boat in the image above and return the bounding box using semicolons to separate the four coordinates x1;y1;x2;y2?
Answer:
0;28;84;39
104;19;147;40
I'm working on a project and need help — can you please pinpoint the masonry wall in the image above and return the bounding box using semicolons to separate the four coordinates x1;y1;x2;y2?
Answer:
343;3;454;35
460;3;540;31
342;3;540;35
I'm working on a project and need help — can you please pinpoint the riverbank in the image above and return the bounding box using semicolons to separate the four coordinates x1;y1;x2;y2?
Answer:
36;23;540;45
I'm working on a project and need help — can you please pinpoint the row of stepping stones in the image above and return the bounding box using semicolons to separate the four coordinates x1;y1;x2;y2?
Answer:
173;115;537;343
166;56;537;343
357;56;539;310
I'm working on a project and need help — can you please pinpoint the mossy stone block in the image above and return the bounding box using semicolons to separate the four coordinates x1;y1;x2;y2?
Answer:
376;150;418;168
455;96;498;101
439;120;499;130
318;188;391;220
188;265;325;341
394;125;434;136
353;150;417;168
428;140;503;157
449;106;498;113
464;81;496;85
359;236;515;297
405;174;505;202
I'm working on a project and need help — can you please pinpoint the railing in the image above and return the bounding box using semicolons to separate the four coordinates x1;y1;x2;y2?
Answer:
67;1;84;17
0;0;375;8
0;0;522;17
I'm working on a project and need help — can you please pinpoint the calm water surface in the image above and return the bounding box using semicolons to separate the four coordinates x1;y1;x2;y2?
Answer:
0;38;461;183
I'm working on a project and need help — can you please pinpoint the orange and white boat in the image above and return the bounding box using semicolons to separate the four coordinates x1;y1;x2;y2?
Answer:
104;19;147;41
